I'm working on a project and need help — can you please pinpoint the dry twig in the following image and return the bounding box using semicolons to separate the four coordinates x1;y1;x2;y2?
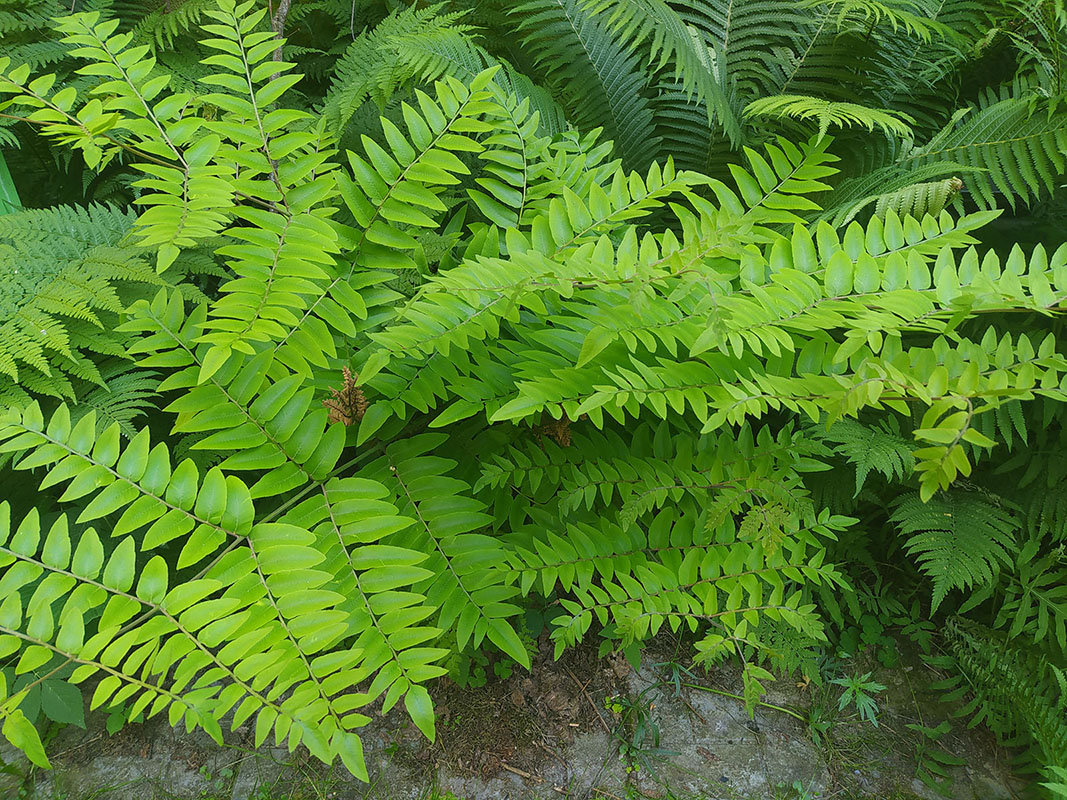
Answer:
564;665;611;733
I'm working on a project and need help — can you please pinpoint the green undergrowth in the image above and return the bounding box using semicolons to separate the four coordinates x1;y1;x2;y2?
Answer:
0;0;1066;797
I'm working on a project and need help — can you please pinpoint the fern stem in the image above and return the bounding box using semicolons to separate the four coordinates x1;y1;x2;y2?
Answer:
260;443;388;524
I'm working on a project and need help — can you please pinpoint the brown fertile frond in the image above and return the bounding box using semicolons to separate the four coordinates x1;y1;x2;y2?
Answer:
324;366;368;426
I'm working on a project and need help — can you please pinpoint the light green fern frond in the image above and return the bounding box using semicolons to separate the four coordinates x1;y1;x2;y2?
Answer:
870;176;966;222
806;0;958;42
0;203;136;254
0;204;161;407
743;94;915;139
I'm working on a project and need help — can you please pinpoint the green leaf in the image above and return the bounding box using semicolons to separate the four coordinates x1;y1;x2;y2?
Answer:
102;538;136;592
136;556;169;603
40;679;85;728
3;709;50;768
403;685;435;741
824;251;854;296
487;619;530;669
577;327;614;368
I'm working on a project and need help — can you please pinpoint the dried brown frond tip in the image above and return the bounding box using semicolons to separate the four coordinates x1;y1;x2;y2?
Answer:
538;414;572;447
323;367;368;426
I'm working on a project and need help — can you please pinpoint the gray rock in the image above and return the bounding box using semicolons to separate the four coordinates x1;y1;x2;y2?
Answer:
19;660;1020;800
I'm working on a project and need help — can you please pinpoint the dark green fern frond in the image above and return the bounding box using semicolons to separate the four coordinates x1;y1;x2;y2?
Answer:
286;0;378;30
774;9;874;102
323;4;567;139
155;47;216;94
867;0;987;131
580;0;740;142
516;0;660;167
821;79;1067;221
677;0;812;102
941;619;1067;783
650;78;735;173
1023;490;1067;543
814;417;915;494
321;4;476;129
994;421;1067;541
891;490;1017;610
129;0;216;50
898;89;1067;210
2;38;70;71
1000;0;1067;96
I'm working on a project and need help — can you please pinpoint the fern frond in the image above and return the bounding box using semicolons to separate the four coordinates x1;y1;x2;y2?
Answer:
813;417;915;494
941;619;1067;782
72;361;159;439
878;177;967;224
129;0;216;50
579;0;740;142
891;491;1017;610
677;0;813;101
805;0;959;42
650;77;734;173
898;92;1067;210
368;133;1067;488
0;203;136;253
515;0;660;167
378;18;568;136
321;5;478;131
743;93;915;139
0;204;161;406
1001;0;1067;95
